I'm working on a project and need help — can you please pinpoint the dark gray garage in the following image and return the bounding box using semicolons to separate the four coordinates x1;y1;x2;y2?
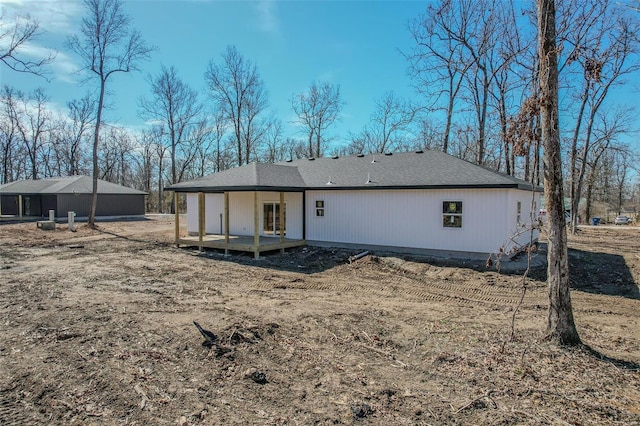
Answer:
0;176;146;218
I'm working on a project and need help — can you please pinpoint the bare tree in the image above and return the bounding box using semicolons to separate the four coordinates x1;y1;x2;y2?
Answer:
0;9;54;76
139;65;202;194
262;118;288;163
612;146;633;216
133;126;160;211
156;140;168;214
202;110;231;173
352;92;419;154
537;0;581;345
292;81;343;158
205;46;269;166
406;1;473;154
13;88;51;180
564;4;640;232
67;0;151;227
408;0;528;166
63;94;94;175
191;119;217;177
582;109;633;222
99;126;133;185
0;86;22;183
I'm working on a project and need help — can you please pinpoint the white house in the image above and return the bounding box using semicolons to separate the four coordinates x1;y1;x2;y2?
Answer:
167;150;541;259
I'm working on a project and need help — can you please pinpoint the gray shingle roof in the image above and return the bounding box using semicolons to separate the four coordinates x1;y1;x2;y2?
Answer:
0;176;147;195
167;150;540;192
168;163;306;192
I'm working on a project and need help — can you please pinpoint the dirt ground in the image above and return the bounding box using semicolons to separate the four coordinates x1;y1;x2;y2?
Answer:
0;216;638;425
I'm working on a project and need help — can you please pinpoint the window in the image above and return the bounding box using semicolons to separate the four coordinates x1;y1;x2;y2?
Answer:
443;201;462;228
517;201;522;224
315;200;325;217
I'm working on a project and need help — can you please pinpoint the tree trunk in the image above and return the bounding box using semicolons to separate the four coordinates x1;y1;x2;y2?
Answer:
443;74;455;154
537;0;581;345
568;83;590;231
89;79;106;228
584;177;594;223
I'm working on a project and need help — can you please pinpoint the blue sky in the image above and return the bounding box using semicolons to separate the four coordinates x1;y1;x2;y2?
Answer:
1;0;427;143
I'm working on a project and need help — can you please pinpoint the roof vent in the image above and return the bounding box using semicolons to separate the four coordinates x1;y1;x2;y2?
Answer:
357;153;365;158
308;157;315;161
365;173;372;184
384;152;392;156
326;176;335;185
371;155;377;163
332;155;339;159
415;150;424;154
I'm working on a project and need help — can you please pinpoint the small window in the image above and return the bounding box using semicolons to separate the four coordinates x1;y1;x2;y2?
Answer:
443;201;462;228
315;200;325;217
517;201;522;224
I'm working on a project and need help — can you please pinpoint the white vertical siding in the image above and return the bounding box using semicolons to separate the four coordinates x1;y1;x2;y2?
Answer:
186;188;538;254
186;193;198;234
504;190;541;253
186;193;225;235
185;191;303;239
305;189;513;254
205;194;225;234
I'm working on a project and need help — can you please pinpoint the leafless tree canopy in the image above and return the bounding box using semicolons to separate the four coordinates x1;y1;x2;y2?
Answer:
205;46;270;167
292;81;344;158
0;9;55;76
349;91;419;154
139;65;202;188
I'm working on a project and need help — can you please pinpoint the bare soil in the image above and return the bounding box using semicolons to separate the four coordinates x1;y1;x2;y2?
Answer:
0;216;639;425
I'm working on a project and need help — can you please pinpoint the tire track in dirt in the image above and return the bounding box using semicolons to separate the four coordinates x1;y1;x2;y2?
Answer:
251;268;545;308
0;396;37;426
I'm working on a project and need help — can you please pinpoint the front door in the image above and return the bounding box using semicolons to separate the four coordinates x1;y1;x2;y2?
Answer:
263;202;286;235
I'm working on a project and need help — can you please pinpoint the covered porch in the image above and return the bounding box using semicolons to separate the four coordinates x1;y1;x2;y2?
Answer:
173;191;306;258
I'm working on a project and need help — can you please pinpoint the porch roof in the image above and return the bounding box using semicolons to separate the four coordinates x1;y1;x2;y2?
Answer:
168;163;307;193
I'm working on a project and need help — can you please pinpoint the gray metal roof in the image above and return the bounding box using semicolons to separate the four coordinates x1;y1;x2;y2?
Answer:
167;150;541;192
0;175;147;195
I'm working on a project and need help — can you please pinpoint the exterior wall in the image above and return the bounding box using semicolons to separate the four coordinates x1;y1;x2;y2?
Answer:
205;194;225;234
41;195;57;216
503;190;541;253
57;194;145;217
56;194;91;217
186;192;304;239
305;188;516;254
22;195;42;216
186;193;198;232
0;193;145;218
0;195;18;215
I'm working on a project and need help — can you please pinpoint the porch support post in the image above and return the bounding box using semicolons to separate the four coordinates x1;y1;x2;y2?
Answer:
224;191;230;254
253;191;259;259
174;192;180;247
198;192;205;251
279;191;285;253
18;195;23;218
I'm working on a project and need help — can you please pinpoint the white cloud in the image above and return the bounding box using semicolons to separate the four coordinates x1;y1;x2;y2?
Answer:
255;0;279;34
1;0;83;34
18;41;80;83
0;0;25;6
